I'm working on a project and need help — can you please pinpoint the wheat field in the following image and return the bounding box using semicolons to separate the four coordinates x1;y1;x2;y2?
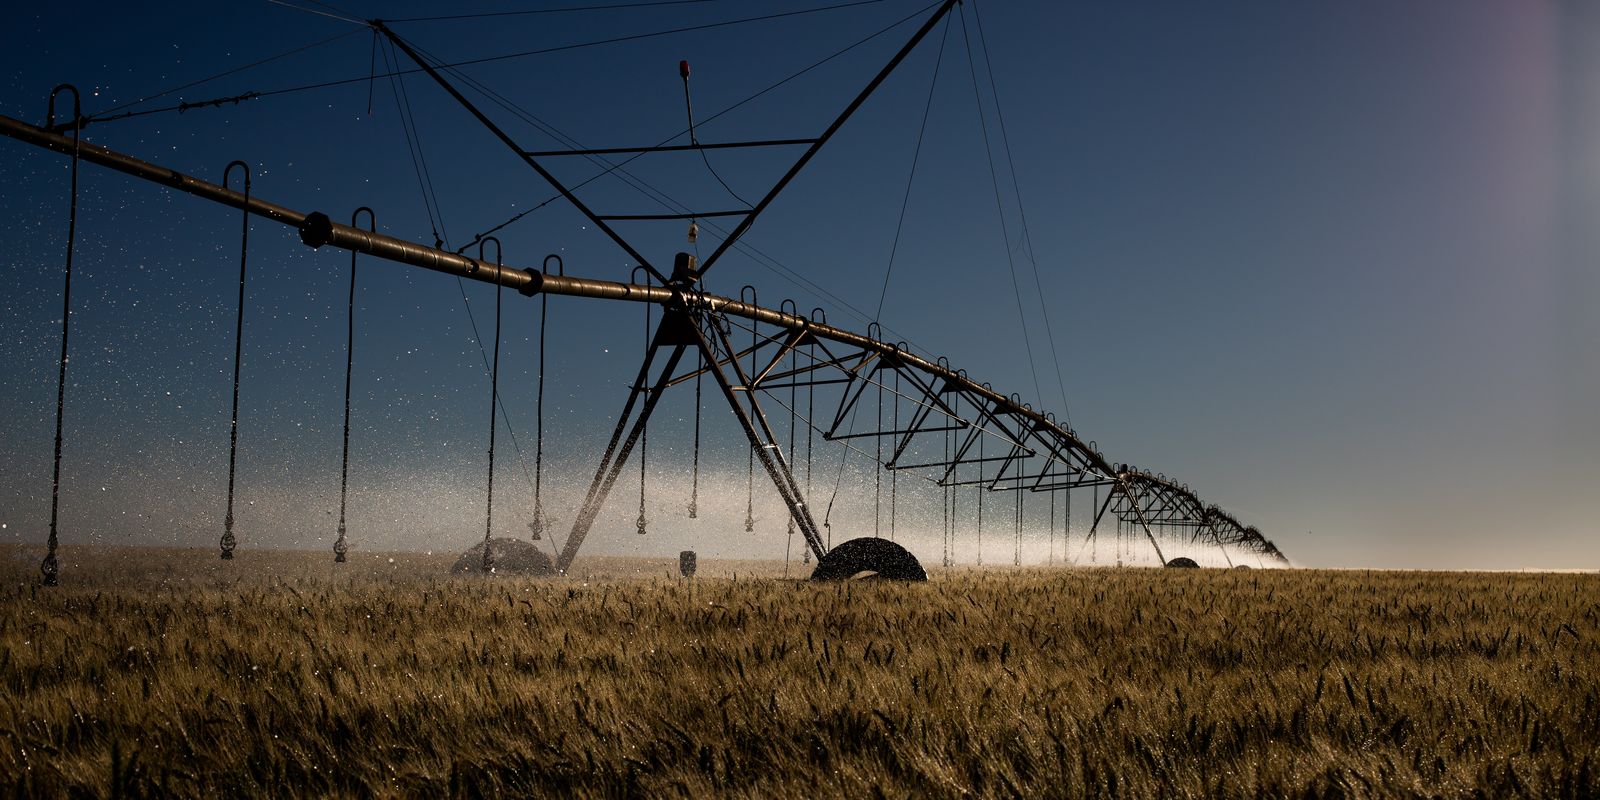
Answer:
1;544;1596;798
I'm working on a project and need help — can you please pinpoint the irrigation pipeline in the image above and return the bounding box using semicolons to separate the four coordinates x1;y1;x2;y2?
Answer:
2;110;1026;428
0;111;1288;566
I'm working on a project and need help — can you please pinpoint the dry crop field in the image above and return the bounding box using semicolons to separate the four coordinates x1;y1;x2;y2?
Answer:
1;544;1597;798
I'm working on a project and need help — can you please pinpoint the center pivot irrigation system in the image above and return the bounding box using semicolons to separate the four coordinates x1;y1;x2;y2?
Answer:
9;0;1288;585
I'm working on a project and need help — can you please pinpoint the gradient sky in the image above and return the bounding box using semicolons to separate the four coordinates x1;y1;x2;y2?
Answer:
1;0;1594;569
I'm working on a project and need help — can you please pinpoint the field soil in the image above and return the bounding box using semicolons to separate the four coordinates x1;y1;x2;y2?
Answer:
2;544;1597;798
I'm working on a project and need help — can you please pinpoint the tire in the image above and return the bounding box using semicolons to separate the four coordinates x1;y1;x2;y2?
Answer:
810;537;928;581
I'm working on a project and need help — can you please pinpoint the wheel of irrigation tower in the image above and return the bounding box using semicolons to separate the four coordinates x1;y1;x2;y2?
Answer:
452;538;556;576
1164;557;1201;569
810;538;928;582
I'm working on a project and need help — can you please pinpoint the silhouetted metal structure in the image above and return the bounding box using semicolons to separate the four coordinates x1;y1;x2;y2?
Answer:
2;0;1289;583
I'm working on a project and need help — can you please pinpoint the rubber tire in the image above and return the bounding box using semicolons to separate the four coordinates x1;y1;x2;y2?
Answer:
1164;557;1200;569
452;537;556;575
810;537;928;582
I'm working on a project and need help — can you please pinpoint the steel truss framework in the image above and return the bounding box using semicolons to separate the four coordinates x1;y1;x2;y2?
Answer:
550;285;1292;568
3;0;1288;578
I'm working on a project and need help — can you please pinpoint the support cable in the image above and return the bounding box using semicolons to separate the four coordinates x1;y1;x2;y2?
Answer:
447;1;938;328
78;29;362;127
335;206;374;564
970;0;1073;425
399;16;956;374
79;1;917;133
391;0;720;23
693;0;959;277
220;159;252;562
367;30;378;115
875;14;949;322
451;4;930;251
305;0;363;19
400;22;955;370
381;38;548;518
821;391;863;550
266;0;367;26
957;4;1044;409
392;1;889;73
380;38;448;247
40;86;80;587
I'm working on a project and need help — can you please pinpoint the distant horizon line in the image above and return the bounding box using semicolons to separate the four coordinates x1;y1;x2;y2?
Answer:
3;542;1593;574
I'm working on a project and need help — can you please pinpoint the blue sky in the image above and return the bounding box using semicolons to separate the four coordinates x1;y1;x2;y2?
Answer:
1;0;1594;569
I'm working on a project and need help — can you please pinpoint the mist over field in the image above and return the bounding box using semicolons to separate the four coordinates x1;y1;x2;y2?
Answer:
3;463;1233;567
